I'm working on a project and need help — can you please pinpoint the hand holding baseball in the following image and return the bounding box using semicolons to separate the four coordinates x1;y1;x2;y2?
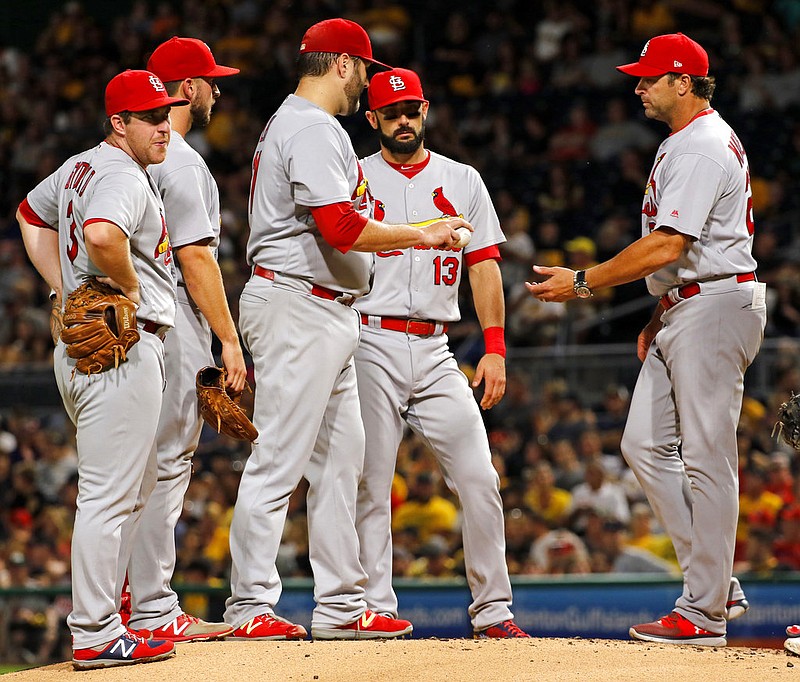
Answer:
455;227;471;248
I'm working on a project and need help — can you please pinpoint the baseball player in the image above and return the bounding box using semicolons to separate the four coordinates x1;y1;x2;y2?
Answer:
223;19;470;641
120;37;246;643
16;70;188;668
527;33;766;646
355;68;529;639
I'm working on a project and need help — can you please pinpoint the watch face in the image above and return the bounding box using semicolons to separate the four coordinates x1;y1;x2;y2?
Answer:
575;286;592;299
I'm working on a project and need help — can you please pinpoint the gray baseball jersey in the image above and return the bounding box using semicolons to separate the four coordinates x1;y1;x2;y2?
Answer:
27;142;176;325
127;131;217;632
642;109;757;296
621;108;766;635
245;94;372;294
26;140;173;649
356;151;505;320
354;150;514;630
226;93;372;631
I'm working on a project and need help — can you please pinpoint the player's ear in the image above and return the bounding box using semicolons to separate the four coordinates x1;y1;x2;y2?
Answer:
109;114;127;136
182;78;195;99
365;110;378;130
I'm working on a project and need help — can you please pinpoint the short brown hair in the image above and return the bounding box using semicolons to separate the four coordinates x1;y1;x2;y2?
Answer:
667;73;716;101
103;111;132;136
297;52;340;79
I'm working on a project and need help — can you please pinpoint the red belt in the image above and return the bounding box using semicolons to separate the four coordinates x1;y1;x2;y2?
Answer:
140;319;167;341
660;272;756;311
254;265;351;303
361;314;448;337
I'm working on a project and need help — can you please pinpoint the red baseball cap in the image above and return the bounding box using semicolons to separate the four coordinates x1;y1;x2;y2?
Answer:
617;33;709;77
146;36;240;83
368;67;428;110
299;18;391;69
105;70;190;117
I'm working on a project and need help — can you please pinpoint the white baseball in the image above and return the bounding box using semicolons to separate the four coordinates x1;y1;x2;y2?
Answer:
455;227;472;248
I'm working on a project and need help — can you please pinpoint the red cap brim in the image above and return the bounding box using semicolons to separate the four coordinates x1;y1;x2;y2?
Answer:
364;57;393;71
126;95;190;113
204;65;240;77
616;62;669;77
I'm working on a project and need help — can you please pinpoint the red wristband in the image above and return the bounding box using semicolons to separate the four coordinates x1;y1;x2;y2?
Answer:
483;326;506;358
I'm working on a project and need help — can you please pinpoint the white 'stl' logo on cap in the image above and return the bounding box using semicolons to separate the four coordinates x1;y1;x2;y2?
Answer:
673;60;682;67
149;75;166;92
640;40;650;56
388;75;407;92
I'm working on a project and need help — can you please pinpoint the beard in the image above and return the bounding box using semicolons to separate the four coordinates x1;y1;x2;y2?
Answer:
380;120;426;155
190;100;212;128
344;70;365;116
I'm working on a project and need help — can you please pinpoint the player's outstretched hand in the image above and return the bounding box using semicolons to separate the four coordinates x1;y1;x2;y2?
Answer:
525;265;575;302
421;217;473;249
473;353;506;410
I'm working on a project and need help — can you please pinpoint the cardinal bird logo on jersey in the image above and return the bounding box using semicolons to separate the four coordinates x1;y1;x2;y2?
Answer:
431;186;458;218
374;199;386;222
352;161;372;212
154;211;172;265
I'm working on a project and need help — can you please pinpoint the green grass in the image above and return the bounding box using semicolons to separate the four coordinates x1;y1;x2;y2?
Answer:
0;664;36;674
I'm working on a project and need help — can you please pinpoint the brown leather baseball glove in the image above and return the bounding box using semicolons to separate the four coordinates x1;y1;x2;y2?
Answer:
60;279;140;376
196;366;258;442
775;392;800;451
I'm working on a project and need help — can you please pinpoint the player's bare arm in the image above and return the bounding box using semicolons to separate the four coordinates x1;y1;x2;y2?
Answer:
175;242;247;393
83;221;140;305
17;210;63;301
18;211;65;345
467;258;506;410
351;216;472;252
526;228;690;302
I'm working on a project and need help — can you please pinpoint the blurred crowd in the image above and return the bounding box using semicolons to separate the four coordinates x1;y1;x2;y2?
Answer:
1;0;800;664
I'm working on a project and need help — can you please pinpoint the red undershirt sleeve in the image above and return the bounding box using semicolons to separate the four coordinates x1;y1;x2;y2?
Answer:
464;244;502;267
310;202;369;253
18;198;55;230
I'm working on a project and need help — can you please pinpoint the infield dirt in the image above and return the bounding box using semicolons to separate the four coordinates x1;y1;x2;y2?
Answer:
3;637;799;681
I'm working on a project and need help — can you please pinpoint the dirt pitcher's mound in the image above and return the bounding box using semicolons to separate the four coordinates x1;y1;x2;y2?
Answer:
4;638;798;681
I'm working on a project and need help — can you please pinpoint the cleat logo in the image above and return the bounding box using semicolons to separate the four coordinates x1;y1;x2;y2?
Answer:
360;612;377;629
167;619;190;636
244;617;262;635
109;638;137;658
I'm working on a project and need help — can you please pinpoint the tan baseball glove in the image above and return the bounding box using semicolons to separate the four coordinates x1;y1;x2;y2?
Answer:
196;366;258;442
775;393;800;451
60;280;140;376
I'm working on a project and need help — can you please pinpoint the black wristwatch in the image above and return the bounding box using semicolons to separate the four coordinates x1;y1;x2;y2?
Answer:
573;270;593;298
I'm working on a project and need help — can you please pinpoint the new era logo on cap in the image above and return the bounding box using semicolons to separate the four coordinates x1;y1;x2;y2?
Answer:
617;33;709;78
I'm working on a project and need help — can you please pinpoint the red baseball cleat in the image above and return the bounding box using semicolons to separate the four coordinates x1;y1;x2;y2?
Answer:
227;613;307;640
629;611;726;646
474;619;531;639
132;612;234;642
311;610;413;640
72;630;175;669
